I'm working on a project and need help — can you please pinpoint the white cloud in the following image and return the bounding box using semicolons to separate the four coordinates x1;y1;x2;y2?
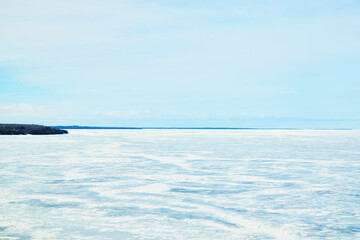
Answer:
0;104;48;117
0;103;161;124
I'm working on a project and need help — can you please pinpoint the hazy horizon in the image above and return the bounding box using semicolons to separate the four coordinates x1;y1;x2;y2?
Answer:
3;119;360;130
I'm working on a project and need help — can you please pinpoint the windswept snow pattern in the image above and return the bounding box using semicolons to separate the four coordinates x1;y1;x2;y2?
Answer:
0;130;359;239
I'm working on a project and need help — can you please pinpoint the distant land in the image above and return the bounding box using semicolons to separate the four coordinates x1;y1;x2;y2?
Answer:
52;125;256;130
0;124;68;135
0;125;352;134
52;126;353;130
53;125;143;130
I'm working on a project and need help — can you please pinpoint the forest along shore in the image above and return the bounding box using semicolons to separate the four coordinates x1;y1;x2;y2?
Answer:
0;124;68;135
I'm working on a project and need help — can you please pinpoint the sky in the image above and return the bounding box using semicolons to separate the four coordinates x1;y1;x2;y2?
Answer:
1;0;360;128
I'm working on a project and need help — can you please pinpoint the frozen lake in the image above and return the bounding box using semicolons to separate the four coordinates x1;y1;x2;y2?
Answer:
0;130;359;239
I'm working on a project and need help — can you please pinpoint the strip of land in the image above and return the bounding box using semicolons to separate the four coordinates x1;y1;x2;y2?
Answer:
52;126;352;130
0;124;68;135
52;125;255;130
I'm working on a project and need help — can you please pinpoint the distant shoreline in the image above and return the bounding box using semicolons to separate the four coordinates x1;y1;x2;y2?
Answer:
0;124;68;135
52;126;353;130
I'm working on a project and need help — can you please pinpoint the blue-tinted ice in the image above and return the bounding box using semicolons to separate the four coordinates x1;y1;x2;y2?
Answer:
0;130;359;239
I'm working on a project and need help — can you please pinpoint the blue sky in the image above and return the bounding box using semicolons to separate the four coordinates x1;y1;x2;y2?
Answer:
1;0;360;128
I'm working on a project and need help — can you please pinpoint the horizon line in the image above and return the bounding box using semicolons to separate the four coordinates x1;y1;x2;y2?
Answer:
52;125;355;130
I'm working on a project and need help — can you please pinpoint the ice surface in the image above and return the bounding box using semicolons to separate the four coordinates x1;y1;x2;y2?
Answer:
0;130;359;239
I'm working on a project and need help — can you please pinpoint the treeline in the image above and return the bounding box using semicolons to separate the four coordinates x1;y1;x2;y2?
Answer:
0;124;68;135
